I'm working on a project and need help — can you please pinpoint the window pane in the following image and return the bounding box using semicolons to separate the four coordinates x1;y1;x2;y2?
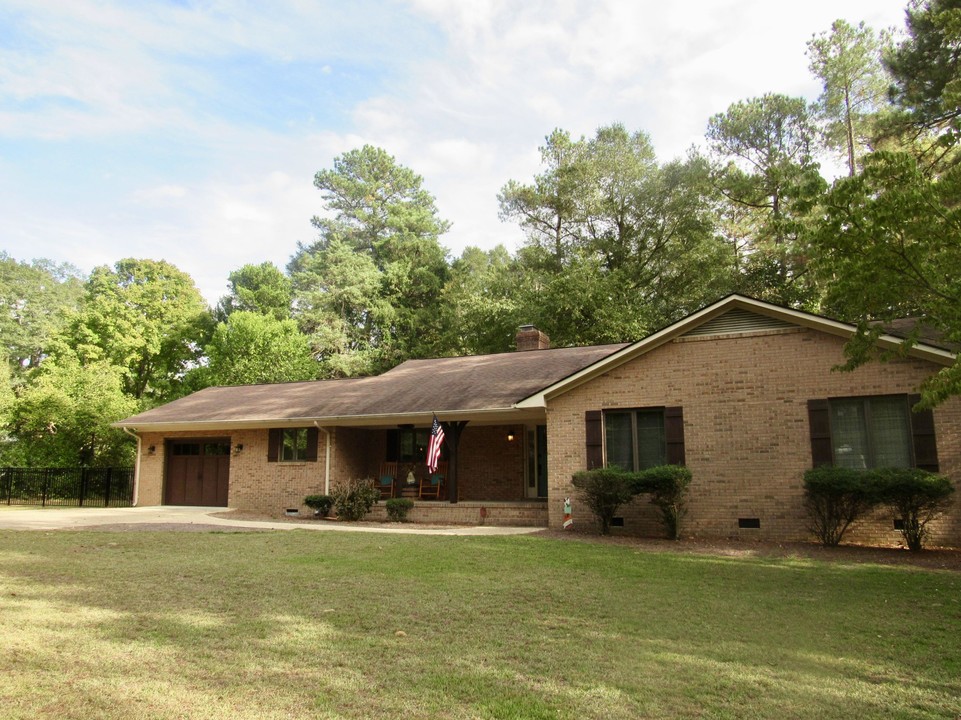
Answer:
831;400;868;469
281;429;307;462
605;412;634;471
870;397;911;468
635;411;666;469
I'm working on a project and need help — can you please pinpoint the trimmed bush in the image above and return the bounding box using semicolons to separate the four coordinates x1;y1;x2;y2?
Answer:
872;468;955;552
803;467;877;547
632;465;693;540
304;494;334;517
571;467;636;535
385;497;414;522
331;479;380;521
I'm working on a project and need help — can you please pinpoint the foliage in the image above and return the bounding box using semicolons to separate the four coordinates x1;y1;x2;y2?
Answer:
2;353;137;467
289;145;450;376
631;464;693;541
803;466;879;546
330;478;380;521
0;253;84;379
872;467;955;551
571;467;638;535
707;93;825;308
216;262;292;322
384;497;414;522
810;150;961;405
807;19;892;176
303;494;334;516
500;125;735;345
190;311;318;388
67;258;212;402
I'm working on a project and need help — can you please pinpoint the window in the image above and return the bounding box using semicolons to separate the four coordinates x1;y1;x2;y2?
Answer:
398;427;430;463
829;396;912;469
281;428;309;462
604;409;666;471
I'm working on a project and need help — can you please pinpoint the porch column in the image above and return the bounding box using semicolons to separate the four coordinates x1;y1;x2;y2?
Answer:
442;421;468;504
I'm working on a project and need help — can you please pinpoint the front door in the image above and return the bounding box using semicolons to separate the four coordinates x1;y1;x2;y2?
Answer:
165;440;231;506
525;425;548;499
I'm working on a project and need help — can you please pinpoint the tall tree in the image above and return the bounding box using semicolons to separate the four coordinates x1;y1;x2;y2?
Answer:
192;311;318;388
290;146;450;375
68;259;211;402
706;93;824;307
215;262;292;322
0;254;84;379
501;125;734;345
807;19;892;176
885;0;961;165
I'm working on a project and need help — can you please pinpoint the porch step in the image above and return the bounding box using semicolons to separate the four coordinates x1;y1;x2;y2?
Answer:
366;500;548;527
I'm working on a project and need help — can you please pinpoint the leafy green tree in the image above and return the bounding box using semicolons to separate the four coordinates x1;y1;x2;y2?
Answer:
807;19;892;176
3;353;136;467
191;311;318;387
68;258;212;402
0;254;84;379
290;146;450;374
810;150;961;405
216;262;292;322
706;93;825;306
438;245;523;355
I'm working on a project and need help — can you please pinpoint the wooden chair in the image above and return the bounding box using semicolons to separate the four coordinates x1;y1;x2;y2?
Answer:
377;462;398;499
419;461;447;500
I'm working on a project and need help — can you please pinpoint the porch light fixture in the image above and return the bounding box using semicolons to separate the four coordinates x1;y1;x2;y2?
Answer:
147;445;156;455
233;443;244;455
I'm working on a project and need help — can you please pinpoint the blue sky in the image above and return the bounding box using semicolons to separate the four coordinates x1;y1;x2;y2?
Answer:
2;0;910;303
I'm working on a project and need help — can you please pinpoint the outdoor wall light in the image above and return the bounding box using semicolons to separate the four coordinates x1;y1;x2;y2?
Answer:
506;432;515;442
233;443;244;455
147;445;156;455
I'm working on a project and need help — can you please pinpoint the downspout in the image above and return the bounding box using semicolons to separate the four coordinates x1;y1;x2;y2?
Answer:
313;422;332;495
122;427;141;507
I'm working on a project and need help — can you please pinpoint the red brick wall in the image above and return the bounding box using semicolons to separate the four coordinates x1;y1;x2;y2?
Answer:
547;327;961;547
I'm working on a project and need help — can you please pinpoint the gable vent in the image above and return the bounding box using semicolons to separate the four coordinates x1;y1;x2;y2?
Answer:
684;308;797;337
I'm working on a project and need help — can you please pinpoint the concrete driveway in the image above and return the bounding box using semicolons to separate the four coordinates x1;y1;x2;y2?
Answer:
0;505;544;536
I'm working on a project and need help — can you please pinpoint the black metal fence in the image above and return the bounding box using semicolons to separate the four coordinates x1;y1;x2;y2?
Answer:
0;467;135;507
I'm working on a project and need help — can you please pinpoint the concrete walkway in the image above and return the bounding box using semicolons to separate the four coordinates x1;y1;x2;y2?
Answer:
0;505;545;536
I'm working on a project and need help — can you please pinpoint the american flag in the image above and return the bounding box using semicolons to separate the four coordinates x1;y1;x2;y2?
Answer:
426;415;445;473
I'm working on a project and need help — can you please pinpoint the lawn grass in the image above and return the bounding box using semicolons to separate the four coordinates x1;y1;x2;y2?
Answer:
0;530;959;719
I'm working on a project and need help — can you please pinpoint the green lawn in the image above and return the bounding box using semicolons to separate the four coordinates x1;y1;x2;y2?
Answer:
0;530;959;720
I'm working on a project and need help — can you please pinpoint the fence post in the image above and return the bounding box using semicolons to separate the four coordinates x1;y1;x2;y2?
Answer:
79;467;88;507
104;468;112;507
41;469;50;507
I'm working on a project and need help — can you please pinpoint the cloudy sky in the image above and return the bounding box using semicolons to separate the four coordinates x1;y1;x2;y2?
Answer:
2;0;909;304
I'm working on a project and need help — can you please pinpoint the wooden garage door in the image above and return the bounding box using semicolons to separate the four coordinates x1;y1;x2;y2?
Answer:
165;440;231;507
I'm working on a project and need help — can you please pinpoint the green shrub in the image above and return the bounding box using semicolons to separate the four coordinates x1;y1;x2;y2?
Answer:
632;465;693;540
331;479;380;521
571;467;636;535
385;497;414;522
803;467;878;547
872;468;955;552
303;494;334;517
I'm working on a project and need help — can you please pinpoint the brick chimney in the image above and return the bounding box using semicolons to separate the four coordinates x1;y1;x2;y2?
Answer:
515;325;550;351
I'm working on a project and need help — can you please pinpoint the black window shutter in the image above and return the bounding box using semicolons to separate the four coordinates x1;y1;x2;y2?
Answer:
306;427;320;463
267;429;280;463
908;394;939;472
665;406;686;465
585;411;603;469
807;399;833;467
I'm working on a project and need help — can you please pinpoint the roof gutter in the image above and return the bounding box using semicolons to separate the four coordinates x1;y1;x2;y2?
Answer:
122;427;141;507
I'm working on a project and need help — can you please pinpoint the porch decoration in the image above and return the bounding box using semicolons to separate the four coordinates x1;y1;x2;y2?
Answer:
563;497;573;529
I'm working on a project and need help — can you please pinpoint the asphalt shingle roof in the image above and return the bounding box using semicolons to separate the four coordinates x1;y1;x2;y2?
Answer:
117;343;627;427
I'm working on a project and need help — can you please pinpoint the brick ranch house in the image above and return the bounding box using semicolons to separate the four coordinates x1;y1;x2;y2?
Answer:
115;295;961;546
